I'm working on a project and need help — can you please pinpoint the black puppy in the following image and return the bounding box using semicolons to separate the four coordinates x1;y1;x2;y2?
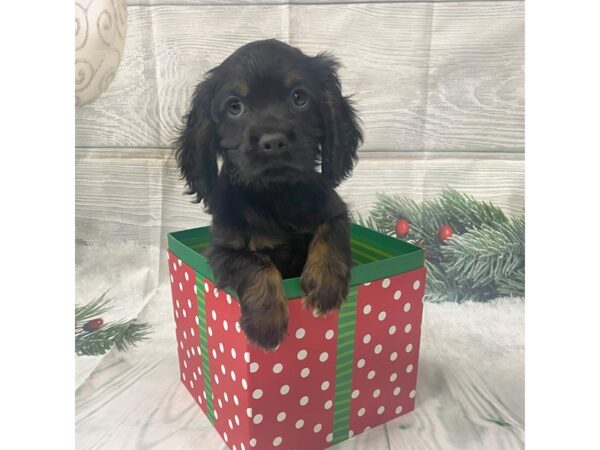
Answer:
175;39;362;349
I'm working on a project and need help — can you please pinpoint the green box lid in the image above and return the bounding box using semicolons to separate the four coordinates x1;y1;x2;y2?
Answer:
167;223;424;299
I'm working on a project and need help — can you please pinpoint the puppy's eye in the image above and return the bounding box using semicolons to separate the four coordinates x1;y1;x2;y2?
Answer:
291;88;310;109
227;97;244;117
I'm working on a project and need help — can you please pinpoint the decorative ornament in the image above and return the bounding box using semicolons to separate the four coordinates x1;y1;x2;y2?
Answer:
394;218;410;237
438;224;454;242
75;0;128;106
83;318;104;332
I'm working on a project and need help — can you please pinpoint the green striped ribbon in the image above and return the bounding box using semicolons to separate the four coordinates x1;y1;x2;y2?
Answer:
332;285;359;444
196;277;215;424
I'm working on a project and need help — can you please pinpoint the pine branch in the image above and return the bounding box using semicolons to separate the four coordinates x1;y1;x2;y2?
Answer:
75;291;112;325
441;216;525;290
75;319;152;356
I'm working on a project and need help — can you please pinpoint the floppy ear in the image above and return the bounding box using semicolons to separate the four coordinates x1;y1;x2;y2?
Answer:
175;72;219;206
313;53;363;187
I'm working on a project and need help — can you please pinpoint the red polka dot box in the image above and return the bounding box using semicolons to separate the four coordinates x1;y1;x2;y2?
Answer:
167;223;425;450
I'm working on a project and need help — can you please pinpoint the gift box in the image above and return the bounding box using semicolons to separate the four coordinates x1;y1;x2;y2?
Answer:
167;223;426;450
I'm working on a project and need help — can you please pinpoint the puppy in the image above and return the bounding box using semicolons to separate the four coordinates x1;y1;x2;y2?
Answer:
175;39;362;349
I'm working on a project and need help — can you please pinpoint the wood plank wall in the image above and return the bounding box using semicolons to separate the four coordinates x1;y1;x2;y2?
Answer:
75;1;524;243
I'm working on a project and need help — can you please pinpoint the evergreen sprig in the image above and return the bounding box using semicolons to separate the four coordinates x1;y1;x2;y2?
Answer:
75;293;152;356
356;187;525;302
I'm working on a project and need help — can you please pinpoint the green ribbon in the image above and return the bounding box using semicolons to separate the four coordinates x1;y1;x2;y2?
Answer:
331;285;359;444
196;277;215;424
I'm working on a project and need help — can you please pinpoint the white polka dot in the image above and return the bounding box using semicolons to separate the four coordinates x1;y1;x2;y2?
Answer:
405;324;412;333
295;419;304;429
406;364;414;373
393;387;401;396
189;380;195;389
250;438;257;447
244;352;250;363
177;259;182;266
235;321;241;333
321;381;330;391
218;398;223;408
193;285;197;294
358;408;366;417
208;326;213;337
185;272;189;282
184;360;188;369
295;328;306;339
273;363;283;373
395;406;403;414
390;351;398;361
182;309;187;318
363;334;372;344
219;343;224;353
182;373;186;381
226;294;232;304
389;325;398;335
246;407;253;418
373;389;381;398
204;282;209;293
235;414;240;426
253;414;263;424
363;282;371;286
394;290;402;300
280;384;290;395
197;395;203;404
241;444;245;450
250;362;259;373
190;327;195;337
183;330;188;340
273;437;282;447
378;311;387;321
326;433;333;443
214;374;219;384
186;349;190;359
413;280;420;289
195;315;199;325
404;302;411;312
179;340;183;349
191;347;196;356
203;391;206;399
242;378;248;390
297;349;308;360
175;310;179;319
252;389;263;399
272;411;285;423
314;423;322;433
300;367;310;378
357;358;365;368
213;288;219;297
324;400;333;410
382;278;391;288
211;349;217;359
377;406;385;415
220;364;226;375
172;262;177;272
222;320;229;331
213;410;218;419
325;329;334;340
351;389;360;399
390;373;398;382
197;366;202;375
374;344;383;354
406;343;414;353
187;298;192;309
363;304;372;315
233;394;239;405
223;431;228;441
368;370;376;380
319;352;329;362
300;396;309;406
410;390;417;398
231;348;237;359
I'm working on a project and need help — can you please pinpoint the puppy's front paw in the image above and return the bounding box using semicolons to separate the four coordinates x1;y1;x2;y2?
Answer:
301;259;350;316
239;265;288;350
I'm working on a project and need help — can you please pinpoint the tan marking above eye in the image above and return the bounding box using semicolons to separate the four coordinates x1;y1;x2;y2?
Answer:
233;80;249;96
284;72;301;87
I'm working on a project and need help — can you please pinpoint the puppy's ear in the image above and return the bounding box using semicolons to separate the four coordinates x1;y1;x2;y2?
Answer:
313;53;363;187
175;71;219;206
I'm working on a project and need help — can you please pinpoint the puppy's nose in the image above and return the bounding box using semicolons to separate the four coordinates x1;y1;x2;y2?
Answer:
258;133;288;152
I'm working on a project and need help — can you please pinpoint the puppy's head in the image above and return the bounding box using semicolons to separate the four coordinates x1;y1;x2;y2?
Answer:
175;39;362;205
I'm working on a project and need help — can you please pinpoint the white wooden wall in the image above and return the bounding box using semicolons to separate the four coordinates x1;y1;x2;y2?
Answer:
75;0;524;243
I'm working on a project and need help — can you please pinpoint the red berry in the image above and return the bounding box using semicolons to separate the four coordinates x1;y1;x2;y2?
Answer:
395;219;410;237
83;318;104;332
438;224;454;241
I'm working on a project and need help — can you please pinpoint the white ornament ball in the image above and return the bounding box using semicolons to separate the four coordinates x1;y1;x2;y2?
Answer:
75;0;127;106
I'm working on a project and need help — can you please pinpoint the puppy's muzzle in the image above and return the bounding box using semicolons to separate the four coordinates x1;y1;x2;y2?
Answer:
258;132;288;153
